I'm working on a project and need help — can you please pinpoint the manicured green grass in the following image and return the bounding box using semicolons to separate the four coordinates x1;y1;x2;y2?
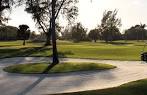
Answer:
50;79;147;95
3;62;116;74
0;40;146;60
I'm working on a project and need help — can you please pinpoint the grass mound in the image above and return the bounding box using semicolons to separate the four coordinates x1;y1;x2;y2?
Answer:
3;62;116;74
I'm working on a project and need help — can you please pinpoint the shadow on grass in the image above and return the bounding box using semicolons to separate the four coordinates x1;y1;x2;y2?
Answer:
99;42;133;45
58;51;74;58
0;46;75;59
42;51;74;73
134;44;146;46
0;46;51;59
0;45;21;47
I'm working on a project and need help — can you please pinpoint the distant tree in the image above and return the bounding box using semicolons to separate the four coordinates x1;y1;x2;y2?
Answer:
61;27;72;40
30;31;37;40
139;24;147;41
101;26;122;41
0;25;18;40
17;24;30;45
88;29;100;42
71;23;87;42
100;9;122;42
125;24;147;41
30;32;46;42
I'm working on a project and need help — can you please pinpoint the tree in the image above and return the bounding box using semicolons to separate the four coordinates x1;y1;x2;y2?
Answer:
30;31;37;40
24;0;78;46
101;26;122;41
125;24;147;41
24;0;51;46
0;0;14;25
71;23;87;42
100;9;122;42
140;24;147;41
0;25;18;40
88;29;100;42
17;24;30;45
16;0;78;72
61;27;72;40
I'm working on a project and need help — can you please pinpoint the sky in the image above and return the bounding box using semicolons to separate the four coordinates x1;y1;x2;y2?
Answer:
7;0;147;33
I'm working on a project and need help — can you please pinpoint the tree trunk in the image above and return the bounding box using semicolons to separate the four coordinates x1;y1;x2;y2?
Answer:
94;39;96;43
42;0;59;73
51;0;59;64
44;31;51;46
23;40;25;46
137;31;139;42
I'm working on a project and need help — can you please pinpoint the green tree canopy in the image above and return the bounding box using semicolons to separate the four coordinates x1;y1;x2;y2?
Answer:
17;24;30;45
88;29;101;42
71;23;87;42
100;9;122;42
0;25;18;40
125;24;147;41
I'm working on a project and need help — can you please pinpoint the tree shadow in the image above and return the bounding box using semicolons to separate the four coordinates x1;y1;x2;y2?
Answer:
109;42;133;45
42;63;58;74
58;51;74;58
42;51;74;73
100;41;133;45
18;76;46;95
0;46;51;59
0;45;21;47
9;69;116;95
134;44;146;46
0;46;74;59
4;68;115;95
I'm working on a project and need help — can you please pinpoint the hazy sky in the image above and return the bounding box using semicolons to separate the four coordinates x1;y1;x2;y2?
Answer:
7;0;147;33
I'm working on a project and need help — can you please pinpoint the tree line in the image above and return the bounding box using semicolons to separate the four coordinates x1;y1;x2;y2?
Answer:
61;23;147;43
1;9;147;44
61;10;147;42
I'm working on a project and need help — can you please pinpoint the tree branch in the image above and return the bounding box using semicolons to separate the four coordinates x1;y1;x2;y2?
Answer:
38;19;47;35
55;0;66;20
0;5;10;12
40;19;48;30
